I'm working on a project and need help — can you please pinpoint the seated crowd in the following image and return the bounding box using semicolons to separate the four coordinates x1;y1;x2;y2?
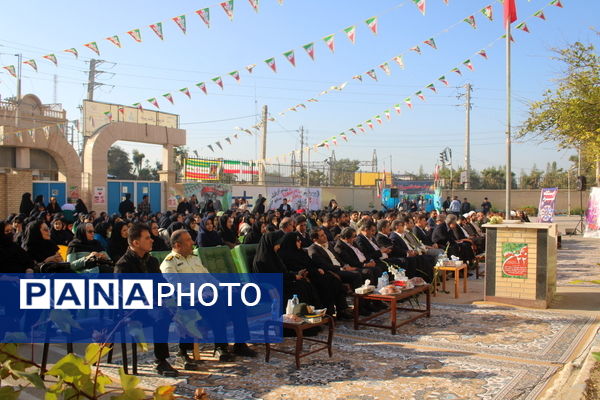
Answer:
0;193;493;376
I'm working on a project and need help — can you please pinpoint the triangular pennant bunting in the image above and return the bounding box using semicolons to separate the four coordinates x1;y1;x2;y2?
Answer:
43;54;58;66
366;69;377;81
533;10;546;20
216;141;223;150
118;106;125;114
384;110;391;120
344;26;356;44
104;111;113;121
375;115;382;124
412;0;426;15
163;93;174;104
173;15;187;34
150;22;164;40
24;60;37;72
463;59;474;71
416;91;425;101
196;8;211;28
225;137;232;144
229;70;241;82
106;35;122;48
264;57;277;73
451;67;462;75
323;34;335;53
379;62;391;76
148;98;159;108
283;50;296;67
212;76;224;89
303;42;315;60
366;120;374;129
196;82;208;94
481;5;493;21
410;46;421;54
464;15;477;29
477;49;488;59
248;0;259;12
426;83;436;92
208;145;214;152
423;38;437;49
133;102;143;111
64;48;78;58
404;97;413;109
392;55;405;69
365;16;378;35
127;29;142;42
394;104;401;114
438;75;448;86
179;87;191;99
84;42;100;55
246;64;256;73
352;75;362;82
221;1;235;21
550;0;563;8
515;22;530;33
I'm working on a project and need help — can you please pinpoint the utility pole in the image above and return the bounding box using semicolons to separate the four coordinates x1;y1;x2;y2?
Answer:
53;74;58;104
86;59;110;101
306;130;311;188
299;126;305;185
464;83;472;189
372;149;378;172
14;53;22;126
258;105;268;185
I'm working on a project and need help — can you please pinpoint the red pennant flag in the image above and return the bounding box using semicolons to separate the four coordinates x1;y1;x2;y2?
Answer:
503;0;517;27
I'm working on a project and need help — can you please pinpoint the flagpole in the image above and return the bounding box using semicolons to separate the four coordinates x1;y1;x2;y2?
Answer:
505;23;512;219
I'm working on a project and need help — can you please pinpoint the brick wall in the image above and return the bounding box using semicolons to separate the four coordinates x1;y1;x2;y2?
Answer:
493;228;539;300
0;170;32;219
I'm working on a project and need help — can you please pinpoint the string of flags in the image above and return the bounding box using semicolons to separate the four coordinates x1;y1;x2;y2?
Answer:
0;121;71;144
254;1;567;163
1;0;287;74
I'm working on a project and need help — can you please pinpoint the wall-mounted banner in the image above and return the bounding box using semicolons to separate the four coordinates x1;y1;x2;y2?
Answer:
3;273;283;343
93;186;105;204
183;182;232;211
537;187;558;223
267;187;321;211
584;187;600;238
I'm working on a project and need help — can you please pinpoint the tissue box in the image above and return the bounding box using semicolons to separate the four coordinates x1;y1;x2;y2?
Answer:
355;285;375;294
442;260;463;267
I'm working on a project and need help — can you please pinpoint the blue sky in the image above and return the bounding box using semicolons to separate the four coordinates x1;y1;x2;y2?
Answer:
1;0;598;175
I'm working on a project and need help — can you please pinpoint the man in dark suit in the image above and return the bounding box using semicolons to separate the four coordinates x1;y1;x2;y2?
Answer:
387;219;434;281
354;220;394;278
432;214;475;263
294;215;312;248
412;215;433;246
307;228;362;288
277;198;292;213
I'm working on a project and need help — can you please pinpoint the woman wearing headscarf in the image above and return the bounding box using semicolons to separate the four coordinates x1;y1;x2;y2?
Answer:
252;231;322;310
108;221;129;263
67;223;111;272
93;222;112;251
183;216;199;243
243;221;265;245
21;220;63;264
251;196;266;215
19;193;35;216
278;232;350;319
46;197;62;214
266;214;279;233
50;218;74;246
196;217;222;248
201;199;215;214
150;221;170;251
217;215;238;249
75;199;88;215
0;220;35;273
237;215;254;237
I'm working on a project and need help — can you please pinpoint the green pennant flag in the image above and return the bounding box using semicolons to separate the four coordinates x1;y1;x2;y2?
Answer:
106;35;122;48
149;22;164;40
172;15;187;34
323;34;335;53
365;16;378;35
303;42;315;60
127;29;142;42
344;26;356;44
264;57;277;73
283;50;296;66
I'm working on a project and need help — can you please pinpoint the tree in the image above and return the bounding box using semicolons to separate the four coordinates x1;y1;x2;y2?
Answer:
329;158;360;186
519;165;543;189
131;150;145;177
107;146;133;179
519;41;600;184
480;166;517;189
174;146;189;181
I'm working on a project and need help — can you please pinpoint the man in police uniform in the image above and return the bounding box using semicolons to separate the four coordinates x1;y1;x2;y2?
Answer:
160;229;256;362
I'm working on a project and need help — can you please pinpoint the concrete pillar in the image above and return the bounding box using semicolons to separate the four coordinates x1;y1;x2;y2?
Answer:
15;147;30;169
159;144;177;210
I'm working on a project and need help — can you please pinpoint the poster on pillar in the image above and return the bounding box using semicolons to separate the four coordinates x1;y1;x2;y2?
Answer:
584;187;600;238
183;182;232;212
537;188;558;223
267;187;321;211
93;186;105;204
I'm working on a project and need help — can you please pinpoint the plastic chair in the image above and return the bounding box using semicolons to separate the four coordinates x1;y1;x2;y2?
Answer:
230;244;258;274
195;246;238;274
150;250;171;266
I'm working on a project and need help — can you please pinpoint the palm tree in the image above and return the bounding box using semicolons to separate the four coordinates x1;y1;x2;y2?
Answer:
132;150;145;178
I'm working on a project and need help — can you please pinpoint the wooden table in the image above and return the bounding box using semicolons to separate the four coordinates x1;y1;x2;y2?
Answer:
434;264;467;299
264;315;334;369
353;284;431;335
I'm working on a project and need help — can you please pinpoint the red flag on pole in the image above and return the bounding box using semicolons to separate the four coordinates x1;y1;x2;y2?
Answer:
504;0;517;27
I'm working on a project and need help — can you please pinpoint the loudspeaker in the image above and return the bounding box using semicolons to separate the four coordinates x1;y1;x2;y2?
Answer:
576;176;587;191
390;188;399;198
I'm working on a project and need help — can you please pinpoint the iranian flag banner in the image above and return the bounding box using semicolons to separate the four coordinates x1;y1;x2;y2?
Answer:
225;137;232;144
84;42;100;55
410;45;421;54
283;50;296;66
394;104;401;114
196;8;211;28
349;128;357;135
426;83;436;92
416;91;425;101
464;15;477;29
481;5;493;21
451;67;462;75
118;106;125;114
365;16;378;35
133;102;143;111
438;75;448;86
550;0;562;8
24;60;37;71
196;82;208;94
215;142;223;150
172;15;187;34
323;34;335;53
357;124;365;132
180;87;191;98
248;0;259;13
366;69;378;81
379;62;391;76
332;137;338;146
533;10;546;20
344;26;356;44
477;49;488;59
392;55;404;68
163;93;174;104
147;98;159;108
106;35;122;48
264;57;277;72
423;38;436;49
150;22;164;40
352;75;362;81
384;110;391;120
212;76;224;89
375;115;382;124
366;120;374;129
303;42;315;60
221;0;235;21
229;70;241;82
341;134;348;142
463;59;474;71
246;64;256;73
43;54;58;66
64;48;78;58
404;97;413;109
515;22;530;33
412;0;426;15
127;29;142;42
104;111;113;121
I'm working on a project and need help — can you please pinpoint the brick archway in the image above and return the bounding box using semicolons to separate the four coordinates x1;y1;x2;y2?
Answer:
82;121;185;212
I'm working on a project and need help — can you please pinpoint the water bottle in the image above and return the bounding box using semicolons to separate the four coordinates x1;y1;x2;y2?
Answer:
285;299;294;315
382;272;389;287
291;294;299;307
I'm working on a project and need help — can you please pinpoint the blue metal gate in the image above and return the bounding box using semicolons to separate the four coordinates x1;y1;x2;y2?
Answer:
107;181;163;215
32;182;67;206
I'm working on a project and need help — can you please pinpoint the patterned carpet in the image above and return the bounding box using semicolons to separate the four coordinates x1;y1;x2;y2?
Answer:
100;302;597;400
556;237;600;287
